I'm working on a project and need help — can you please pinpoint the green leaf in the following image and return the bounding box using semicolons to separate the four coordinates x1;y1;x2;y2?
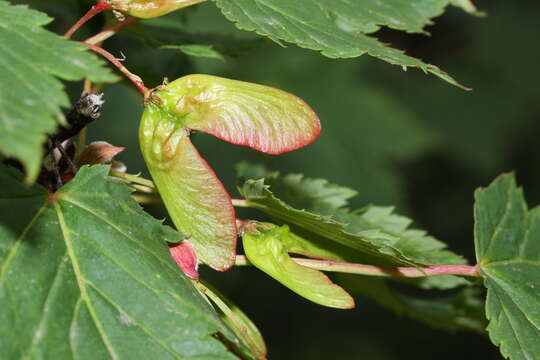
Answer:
241;170;358;213
161;44;226;61
0;165;251;359
214;0;467;88
243;224;354;309
155;74;321;154
335;205;467;267
449;0;485;16
239;177;403;266
140;104;237;271
0;2;116;182
474;174;540;360
342;276;487;333
258;170;465;265
272;216;468;290
238;172;466;270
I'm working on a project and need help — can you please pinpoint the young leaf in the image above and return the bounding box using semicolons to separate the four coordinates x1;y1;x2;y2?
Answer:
140;105;237;271
239;170;358;213
449;0;485;16
238;174;466;269
243;224;355;309
110;0;205;18
161;44;226;61
0;165;252;359
335;205;467;267
270;220;469;291
0;2;116;182
156;74;321;154
474;174;540;360
214;0;467;88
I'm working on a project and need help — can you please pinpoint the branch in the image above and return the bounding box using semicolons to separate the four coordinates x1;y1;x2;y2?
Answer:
85;17;140;45
83;42;148;96
64;1;113;39
51;93;105;144
234;255;480;278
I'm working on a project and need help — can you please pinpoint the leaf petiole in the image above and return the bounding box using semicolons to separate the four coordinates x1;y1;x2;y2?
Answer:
110;171;155;188
231;199;249;207
85;17;140;45
131;194;162;204
83;42;148;96
234;255;480;278
64;1;113;39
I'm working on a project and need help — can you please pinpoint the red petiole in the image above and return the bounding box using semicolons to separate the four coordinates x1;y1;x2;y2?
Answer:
85;17;140;45
83;42;149;96
234;255;481;278
64;1;113;39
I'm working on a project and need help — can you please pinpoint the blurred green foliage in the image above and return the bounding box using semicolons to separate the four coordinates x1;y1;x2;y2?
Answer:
12;0;539;358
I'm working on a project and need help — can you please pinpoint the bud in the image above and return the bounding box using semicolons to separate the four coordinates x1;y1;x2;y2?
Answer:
75;141;124;167
243;224;355;309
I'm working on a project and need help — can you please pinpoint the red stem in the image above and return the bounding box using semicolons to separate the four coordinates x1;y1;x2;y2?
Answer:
85;17;140;45
83;42;148;96
234;255;480;278
64;1;113;39
298;259;480;277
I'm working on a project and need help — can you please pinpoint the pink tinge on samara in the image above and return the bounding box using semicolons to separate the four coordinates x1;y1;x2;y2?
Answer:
169;240;199;280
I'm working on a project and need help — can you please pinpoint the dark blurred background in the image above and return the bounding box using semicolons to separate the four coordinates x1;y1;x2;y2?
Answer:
13;0;540;358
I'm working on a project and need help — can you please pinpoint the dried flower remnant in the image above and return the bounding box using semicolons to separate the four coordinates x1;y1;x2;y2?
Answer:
75;141;124;167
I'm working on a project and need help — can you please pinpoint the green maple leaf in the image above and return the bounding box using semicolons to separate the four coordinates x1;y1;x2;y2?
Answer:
0;165;253;359
238;170;466;270
0;2;116;182
214;0;471;88
474;174;540;360
236;166;485;327
160;44;226;61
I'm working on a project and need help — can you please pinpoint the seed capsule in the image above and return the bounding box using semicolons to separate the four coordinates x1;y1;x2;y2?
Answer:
139;74;320;271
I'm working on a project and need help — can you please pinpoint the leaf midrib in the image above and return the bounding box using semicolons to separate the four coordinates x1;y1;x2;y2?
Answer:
59;196;228;340
0;203;47;283
61;195;180;274
488;278;538;359
482;259;540;267
53;201;119;359
482;266;540;322
22;254;72;359
70;227;217;327
231;0;370;50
